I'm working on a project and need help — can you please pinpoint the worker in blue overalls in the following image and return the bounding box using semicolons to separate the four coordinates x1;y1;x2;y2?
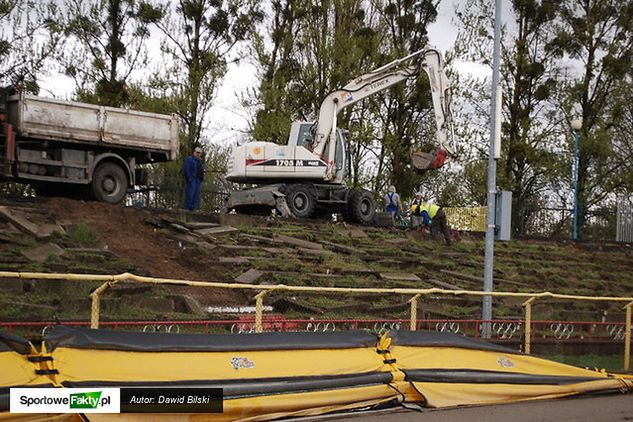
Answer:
384;185;403;223
183;147;205;211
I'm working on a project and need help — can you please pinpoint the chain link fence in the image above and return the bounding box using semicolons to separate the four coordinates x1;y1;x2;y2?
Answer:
521;207;617;240
125;162;232;213
616;195;633;243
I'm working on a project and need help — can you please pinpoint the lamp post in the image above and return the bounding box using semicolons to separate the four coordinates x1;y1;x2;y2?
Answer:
571;118;582;240
482;0;503;338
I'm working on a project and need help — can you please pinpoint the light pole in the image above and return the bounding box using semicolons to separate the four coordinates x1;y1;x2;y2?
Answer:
571;118;582;240
482;0;503;338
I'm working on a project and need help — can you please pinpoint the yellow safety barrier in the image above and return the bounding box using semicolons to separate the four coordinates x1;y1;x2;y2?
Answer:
444;206;487;232
0;271;631;370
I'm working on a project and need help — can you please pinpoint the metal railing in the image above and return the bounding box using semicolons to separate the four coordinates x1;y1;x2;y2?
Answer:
0;270;631;370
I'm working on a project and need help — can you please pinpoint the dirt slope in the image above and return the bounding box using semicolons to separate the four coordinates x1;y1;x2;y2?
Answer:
46;198;212;281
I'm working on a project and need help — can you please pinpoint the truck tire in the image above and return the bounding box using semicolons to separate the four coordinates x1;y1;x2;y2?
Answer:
284;184;316;218
348;189;376;225
92;163;128;204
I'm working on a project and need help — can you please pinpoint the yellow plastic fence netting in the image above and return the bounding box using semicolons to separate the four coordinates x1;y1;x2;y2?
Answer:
1;326;632;421
444;206;487;232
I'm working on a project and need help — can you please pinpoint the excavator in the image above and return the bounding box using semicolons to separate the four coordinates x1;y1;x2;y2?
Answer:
225;48;454;224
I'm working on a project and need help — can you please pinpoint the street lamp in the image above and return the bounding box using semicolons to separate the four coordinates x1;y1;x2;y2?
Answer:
570;118;582;240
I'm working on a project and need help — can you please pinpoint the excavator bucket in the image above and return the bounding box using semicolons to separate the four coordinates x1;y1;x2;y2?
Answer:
411;148;447;171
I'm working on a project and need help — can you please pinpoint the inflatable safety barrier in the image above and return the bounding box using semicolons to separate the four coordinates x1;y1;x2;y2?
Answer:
386;330;633;408
43;326;399;420
0;331;57;413
1;326;631;421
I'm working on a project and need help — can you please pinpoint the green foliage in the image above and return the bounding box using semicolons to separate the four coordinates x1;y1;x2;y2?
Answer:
153;0;263;155
62;0;163;107
247;0;440;197
45;253;62;263
547;0;633;239
0;0;63;91
454;0;566;235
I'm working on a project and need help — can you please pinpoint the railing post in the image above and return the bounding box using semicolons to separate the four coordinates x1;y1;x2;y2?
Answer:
625;301;632;371
408;294;422;331
523;297;536;354
90;281;112;329
254;291;269;333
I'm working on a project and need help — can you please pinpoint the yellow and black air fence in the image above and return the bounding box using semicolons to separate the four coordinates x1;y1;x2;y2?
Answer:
444;206;488;232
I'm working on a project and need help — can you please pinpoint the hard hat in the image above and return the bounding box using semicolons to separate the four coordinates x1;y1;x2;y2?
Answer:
388;185;396;193
415;191;422;197
194;147;203;153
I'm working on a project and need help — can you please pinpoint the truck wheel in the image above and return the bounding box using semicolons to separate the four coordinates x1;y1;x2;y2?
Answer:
92;163;128;204
348;189;376;225
284;184;316;218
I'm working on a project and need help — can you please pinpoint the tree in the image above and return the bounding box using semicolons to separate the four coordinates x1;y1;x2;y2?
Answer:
453;0;566;235
153;0;263;156
62;0;162;107
248;0;383;189
501;0;562;236
548;0;633;238
368;0;439;197
611;81;633;192
0;0;63;93
248;0;307;144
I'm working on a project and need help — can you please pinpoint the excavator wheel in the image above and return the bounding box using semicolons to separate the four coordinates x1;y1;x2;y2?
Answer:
284;184;316;218
347;189;376;225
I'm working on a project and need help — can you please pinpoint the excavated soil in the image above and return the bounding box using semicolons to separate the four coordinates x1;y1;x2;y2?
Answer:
44;197;246;305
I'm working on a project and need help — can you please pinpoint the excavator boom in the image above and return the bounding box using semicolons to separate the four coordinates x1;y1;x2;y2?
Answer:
310;48;454;178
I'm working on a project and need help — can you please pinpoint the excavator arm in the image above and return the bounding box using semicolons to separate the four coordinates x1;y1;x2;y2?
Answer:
310;48;454;179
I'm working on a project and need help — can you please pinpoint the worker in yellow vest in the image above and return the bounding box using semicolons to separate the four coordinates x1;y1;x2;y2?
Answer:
410;193;452;245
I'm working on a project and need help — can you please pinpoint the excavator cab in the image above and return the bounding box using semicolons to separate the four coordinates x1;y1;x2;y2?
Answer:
411;147;448;171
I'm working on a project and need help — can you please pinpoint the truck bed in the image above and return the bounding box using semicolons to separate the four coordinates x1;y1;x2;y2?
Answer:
5;93;179;161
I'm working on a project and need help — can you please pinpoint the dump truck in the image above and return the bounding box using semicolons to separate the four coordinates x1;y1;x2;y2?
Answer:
0;87;179;203
225;48;454;224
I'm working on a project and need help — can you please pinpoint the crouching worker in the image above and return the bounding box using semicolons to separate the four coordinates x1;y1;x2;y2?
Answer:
420;202;452;246
410;193;452;245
